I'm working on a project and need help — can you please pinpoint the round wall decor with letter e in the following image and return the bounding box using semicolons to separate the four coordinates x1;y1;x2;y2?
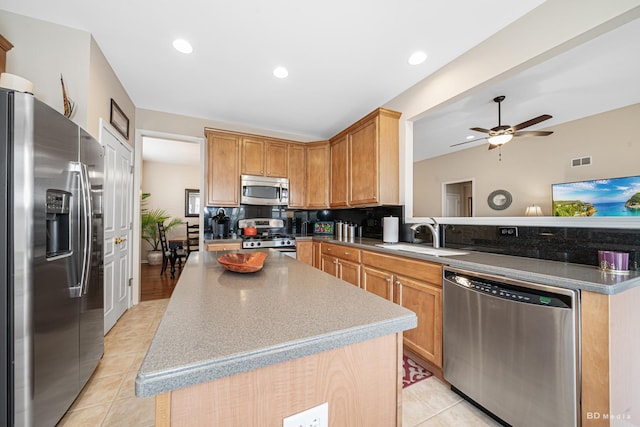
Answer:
487;189;512;210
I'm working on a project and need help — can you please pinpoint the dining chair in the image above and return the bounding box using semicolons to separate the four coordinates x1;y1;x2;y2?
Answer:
158;222;187;278
186;222;200;259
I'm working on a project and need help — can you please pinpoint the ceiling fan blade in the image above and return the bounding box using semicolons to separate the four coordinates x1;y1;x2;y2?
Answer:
488;144;499;150
513;130;554;138
470;127;491;134
511;114;552;131
451;136;487;147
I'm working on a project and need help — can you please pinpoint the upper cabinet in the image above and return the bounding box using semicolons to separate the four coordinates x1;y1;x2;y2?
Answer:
241;137;288;177
287;143;306;208
330;108;401;207
330;135;349;208
203;106;401;209
0;35;13;74
206;130;240;207
306;142;330;209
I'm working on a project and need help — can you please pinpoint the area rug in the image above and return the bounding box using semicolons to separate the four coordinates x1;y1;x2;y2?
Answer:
402;355;433;388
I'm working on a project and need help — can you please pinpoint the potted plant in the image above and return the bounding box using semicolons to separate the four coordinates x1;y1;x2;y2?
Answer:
141;194;183;265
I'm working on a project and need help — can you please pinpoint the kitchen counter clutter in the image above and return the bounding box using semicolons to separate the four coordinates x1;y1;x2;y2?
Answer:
136;250;416;398
313;237;640;295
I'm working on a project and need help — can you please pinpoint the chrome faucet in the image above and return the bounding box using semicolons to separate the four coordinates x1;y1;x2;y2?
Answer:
410;218;440;248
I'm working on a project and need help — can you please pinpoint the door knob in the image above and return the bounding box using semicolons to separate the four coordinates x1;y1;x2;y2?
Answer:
114;237;127;244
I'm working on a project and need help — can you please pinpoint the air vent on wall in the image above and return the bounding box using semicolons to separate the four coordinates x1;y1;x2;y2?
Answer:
571;156;592;167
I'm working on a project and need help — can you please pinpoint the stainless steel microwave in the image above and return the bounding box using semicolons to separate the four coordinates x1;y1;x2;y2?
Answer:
240;175;289;206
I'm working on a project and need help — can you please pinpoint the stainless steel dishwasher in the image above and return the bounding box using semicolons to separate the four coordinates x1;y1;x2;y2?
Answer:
443;267;580;427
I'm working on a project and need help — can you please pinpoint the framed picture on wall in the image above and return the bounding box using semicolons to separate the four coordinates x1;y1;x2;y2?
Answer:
110;98;129;139
552;175;640;216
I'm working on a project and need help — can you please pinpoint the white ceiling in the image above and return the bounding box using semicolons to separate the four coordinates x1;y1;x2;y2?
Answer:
1;0;544;141
413;16;640;161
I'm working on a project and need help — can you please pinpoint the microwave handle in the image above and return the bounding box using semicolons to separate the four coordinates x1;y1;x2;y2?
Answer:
279;183;283;203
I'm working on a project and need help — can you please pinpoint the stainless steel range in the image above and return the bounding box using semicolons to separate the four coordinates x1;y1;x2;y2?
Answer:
238;218;296;249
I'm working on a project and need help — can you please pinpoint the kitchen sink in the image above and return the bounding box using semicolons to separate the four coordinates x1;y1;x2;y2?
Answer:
375;243;468;257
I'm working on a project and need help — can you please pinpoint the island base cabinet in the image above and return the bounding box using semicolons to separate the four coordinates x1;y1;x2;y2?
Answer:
154;334;403;427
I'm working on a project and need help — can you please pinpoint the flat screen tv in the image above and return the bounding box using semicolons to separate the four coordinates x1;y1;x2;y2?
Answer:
552;175;640;216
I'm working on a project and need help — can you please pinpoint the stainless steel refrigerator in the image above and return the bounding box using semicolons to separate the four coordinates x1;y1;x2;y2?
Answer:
1;87;104;426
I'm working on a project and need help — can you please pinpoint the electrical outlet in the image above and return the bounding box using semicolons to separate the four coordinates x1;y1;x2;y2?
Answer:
498;226;518;237
283;402;328;427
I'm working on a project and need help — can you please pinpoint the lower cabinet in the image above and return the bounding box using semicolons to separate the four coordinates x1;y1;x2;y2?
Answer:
205;242;242;251
393;274;442;368
295;240;313;265
361;266;394;300
320;243;361;287
361;250;443;369
312;242;443;368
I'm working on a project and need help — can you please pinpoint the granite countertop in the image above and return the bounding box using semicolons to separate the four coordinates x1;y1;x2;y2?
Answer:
135;250;416;397
314;237;640;295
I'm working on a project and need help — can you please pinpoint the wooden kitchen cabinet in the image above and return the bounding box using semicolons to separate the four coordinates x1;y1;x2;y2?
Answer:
320;243;361;287
287;144;306;208
330;135;349;208
205;242;242;251
0;35;13;74
361;266;394;301
312;241;321;269
394;275;442;369
329;108;401;207
205;131;240;207
295;240;313;265
241;138;288;178
361;250;443;369
305;142;330;209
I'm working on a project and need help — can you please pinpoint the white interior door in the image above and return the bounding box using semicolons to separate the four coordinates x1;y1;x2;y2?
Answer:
100;120;133;334
446;193;461;217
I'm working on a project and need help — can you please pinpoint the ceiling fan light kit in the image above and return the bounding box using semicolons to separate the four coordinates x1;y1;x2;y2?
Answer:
452;95;553;152
487;133;513;145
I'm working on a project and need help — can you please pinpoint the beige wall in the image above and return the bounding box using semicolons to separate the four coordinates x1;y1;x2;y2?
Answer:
136;108;317;142
141;160;201;247
0;9;90;128
383;0;640;219
414;103;640;217
88;36;135;145
0;10;135;143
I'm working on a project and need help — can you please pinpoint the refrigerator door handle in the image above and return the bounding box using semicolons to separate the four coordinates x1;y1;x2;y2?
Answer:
79;162;93;296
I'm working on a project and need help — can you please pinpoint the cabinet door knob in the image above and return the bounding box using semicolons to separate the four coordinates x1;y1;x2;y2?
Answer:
386;278;392;283
395;280;401;285
344;251;350;255
326;247;332;251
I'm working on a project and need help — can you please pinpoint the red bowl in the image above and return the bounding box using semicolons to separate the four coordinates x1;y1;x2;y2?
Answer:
217;252;267;273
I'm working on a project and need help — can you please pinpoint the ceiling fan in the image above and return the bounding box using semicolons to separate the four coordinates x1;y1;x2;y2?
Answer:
451;95;553;150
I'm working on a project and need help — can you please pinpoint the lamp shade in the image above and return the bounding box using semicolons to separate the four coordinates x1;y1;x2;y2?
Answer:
487;133;513;145
524;205;543;216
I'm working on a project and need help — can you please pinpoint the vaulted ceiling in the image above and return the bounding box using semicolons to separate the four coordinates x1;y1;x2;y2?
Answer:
1;0;544;141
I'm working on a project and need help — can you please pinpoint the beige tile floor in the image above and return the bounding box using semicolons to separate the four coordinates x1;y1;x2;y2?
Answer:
57;298;500;427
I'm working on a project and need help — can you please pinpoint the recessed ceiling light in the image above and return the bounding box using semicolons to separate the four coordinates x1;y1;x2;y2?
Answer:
466;135;475;140
172;39;193;54
273;66;289;79
408;51;427;65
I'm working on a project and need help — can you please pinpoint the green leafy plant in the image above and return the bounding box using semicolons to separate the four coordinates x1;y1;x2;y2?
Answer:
141;194;183;251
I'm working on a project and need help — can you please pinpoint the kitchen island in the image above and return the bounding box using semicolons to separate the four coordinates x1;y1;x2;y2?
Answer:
136;250;416;426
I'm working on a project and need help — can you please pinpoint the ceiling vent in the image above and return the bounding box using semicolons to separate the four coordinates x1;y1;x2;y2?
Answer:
571;156;592;167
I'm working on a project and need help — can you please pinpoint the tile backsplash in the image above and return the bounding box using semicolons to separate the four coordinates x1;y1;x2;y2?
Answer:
443;224;640;271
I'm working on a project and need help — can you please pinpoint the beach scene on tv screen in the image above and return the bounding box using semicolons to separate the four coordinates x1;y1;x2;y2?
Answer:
552;175;640;216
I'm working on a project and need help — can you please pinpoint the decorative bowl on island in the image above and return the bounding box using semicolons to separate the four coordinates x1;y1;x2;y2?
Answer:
217;252;268;273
